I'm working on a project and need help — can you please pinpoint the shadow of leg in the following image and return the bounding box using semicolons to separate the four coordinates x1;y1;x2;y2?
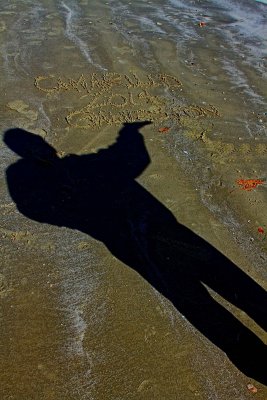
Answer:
170;280;267;384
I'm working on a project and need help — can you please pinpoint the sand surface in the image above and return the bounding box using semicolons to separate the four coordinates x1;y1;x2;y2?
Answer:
0;0;266;399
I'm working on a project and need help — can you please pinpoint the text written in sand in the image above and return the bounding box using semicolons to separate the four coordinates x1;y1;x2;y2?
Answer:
34;72;220;128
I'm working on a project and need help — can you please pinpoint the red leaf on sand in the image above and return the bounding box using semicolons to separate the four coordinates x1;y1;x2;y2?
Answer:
236;178;264;191
158;127;170;133
258;227;264;234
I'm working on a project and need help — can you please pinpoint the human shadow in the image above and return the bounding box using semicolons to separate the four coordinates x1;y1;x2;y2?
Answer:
4;123;267;384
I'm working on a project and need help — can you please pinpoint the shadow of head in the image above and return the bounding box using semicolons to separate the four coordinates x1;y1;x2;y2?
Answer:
3;128;57;160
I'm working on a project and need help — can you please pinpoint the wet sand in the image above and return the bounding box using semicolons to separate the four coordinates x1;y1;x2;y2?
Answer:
0;0;266;399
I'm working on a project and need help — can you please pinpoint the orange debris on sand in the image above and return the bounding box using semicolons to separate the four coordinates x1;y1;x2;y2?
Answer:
158;127;170;133
236;178;265;191
246;383;258;394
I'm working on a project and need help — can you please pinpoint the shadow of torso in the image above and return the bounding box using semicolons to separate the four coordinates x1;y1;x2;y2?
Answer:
6;135;208;291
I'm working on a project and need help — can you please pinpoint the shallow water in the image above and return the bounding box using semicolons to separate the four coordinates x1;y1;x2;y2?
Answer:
0;1;266;399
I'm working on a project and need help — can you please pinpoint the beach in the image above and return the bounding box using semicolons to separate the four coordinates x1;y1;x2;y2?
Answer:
0;0;266;399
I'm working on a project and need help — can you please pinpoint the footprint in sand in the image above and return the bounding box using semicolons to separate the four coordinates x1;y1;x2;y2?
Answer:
0;273;11;298
7;100;38;121
0;20;6;32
